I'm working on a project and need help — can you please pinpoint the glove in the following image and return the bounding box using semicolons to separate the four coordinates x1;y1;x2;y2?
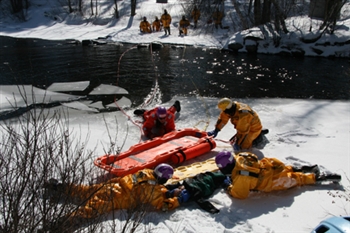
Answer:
233;143;241;152
178;189;191;203
222;176;231;189
207;129;219;138
229;134;236;145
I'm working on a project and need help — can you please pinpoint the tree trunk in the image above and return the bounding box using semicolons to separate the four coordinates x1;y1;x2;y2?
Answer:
10;0;23;13
271;0;288;33
248;0;253;14
253;0;261;26
131;0;137;16
261;0;271;24
68;0;73;13
95;0;98;15
114;0;119;18
90;0;94;15
320;0;345;33
79;0;83;14
232;0;249;29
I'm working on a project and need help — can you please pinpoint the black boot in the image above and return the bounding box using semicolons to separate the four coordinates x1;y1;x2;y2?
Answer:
302;165;320;177
252;128;269;147
316;173;341;183
134;109;146;116
261;128;269;135
173;100;181;112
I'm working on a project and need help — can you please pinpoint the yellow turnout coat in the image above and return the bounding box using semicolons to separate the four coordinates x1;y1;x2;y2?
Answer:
67;169;180;218
227;152;316;199
161;13;172;28
215;101;262;149
140;20;152;33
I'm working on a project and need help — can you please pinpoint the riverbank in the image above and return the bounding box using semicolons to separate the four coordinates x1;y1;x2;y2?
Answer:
0;0;349;58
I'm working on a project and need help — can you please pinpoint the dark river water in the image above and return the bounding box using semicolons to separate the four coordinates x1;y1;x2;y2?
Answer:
1;36;349;106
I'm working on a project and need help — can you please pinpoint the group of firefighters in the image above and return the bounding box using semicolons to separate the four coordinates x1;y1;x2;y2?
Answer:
43;97;342;230
139;7;224;36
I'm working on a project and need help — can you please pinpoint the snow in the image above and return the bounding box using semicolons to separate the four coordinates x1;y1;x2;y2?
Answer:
1;0;350;57
0;0;349;232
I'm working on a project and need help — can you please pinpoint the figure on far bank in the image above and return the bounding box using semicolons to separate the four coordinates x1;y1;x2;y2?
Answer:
212;8;224;29
179;15;190;36
140;17;152;33
191;6;201;28
161;9;172;35
152;16;162;32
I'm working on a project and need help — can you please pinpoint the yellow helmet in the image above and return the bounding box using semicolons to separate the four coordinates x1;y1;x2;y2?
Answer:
217;98;232;111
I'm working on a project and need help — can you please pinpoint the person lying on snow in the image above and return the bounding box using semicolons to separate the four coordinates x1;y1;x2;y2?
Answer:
42;163;225;231
214;151;341;199
134;100;181;139
42;164;189;230
207;98;268;151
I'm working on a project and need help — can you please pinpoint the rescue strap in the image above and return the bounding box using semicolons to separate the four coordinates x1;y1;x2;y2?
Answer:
205;138;215;150
238;170;259;178
177;149;187;161
176;138;214;162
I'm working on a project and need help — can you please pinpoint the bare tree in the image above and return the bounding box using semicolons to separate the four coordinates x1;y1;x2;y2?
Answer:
131;0;136;16
320;0;347;34
0;87;97;232
95;0;97;15
9;0;23;13
79;0;83;14
271;0;288;33
0;85;161;232
261;0;271;24
114;0;119;18
67;0;74;13
253;0;261;26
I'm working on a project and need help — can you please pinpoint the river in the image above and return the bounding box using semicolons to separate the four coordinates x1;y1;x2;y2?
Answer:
1;36;349;106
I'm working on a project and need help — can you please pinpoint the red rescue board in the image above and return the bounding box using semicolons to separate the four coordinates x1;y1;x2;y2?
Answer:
94;128;216;177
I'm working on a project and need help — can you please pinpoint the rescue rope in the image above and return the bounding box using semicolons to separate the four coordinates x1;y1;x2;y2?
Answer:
179;37;211;132
139;42;160;109
113;42;162;142
113;44;143;142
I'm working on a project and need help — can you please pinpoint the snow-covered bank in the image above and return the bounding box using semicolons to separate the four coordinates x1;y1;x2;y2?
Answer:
0;82;349;232
1;0;350;231
0;0;350;57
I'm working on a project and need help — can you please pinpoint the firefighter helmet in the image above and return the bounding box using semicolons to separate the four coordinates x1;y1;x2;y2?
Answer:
217;98;233;111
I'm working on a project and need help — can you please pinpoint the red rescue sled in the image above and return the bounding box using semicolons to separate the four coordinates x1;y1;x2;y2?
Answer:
94;128;216;177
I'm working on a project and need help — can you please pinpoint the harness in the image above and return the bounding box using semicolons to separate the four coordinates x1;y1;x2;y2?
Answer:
237;153;260;178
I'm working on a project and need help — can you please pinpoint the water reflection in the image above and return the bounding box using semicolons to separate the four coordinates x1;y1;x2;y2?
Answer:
0;36;349;105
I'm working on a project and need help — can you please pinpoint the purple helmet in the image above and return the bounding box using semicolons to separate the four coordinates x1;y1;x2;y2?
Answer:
215;151;236;175
156;107;167;118
154;163;174;180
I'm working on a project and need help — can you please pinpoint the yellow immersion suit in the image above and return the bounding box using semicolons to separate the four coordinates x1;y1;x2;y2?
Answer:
212;10;223;28
227;152;316;199
140;20;152;33
161;13;172;28
191;8;200;24
179;18;190;35
215;101;262;149
152;19;162;31
67;169;180;218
